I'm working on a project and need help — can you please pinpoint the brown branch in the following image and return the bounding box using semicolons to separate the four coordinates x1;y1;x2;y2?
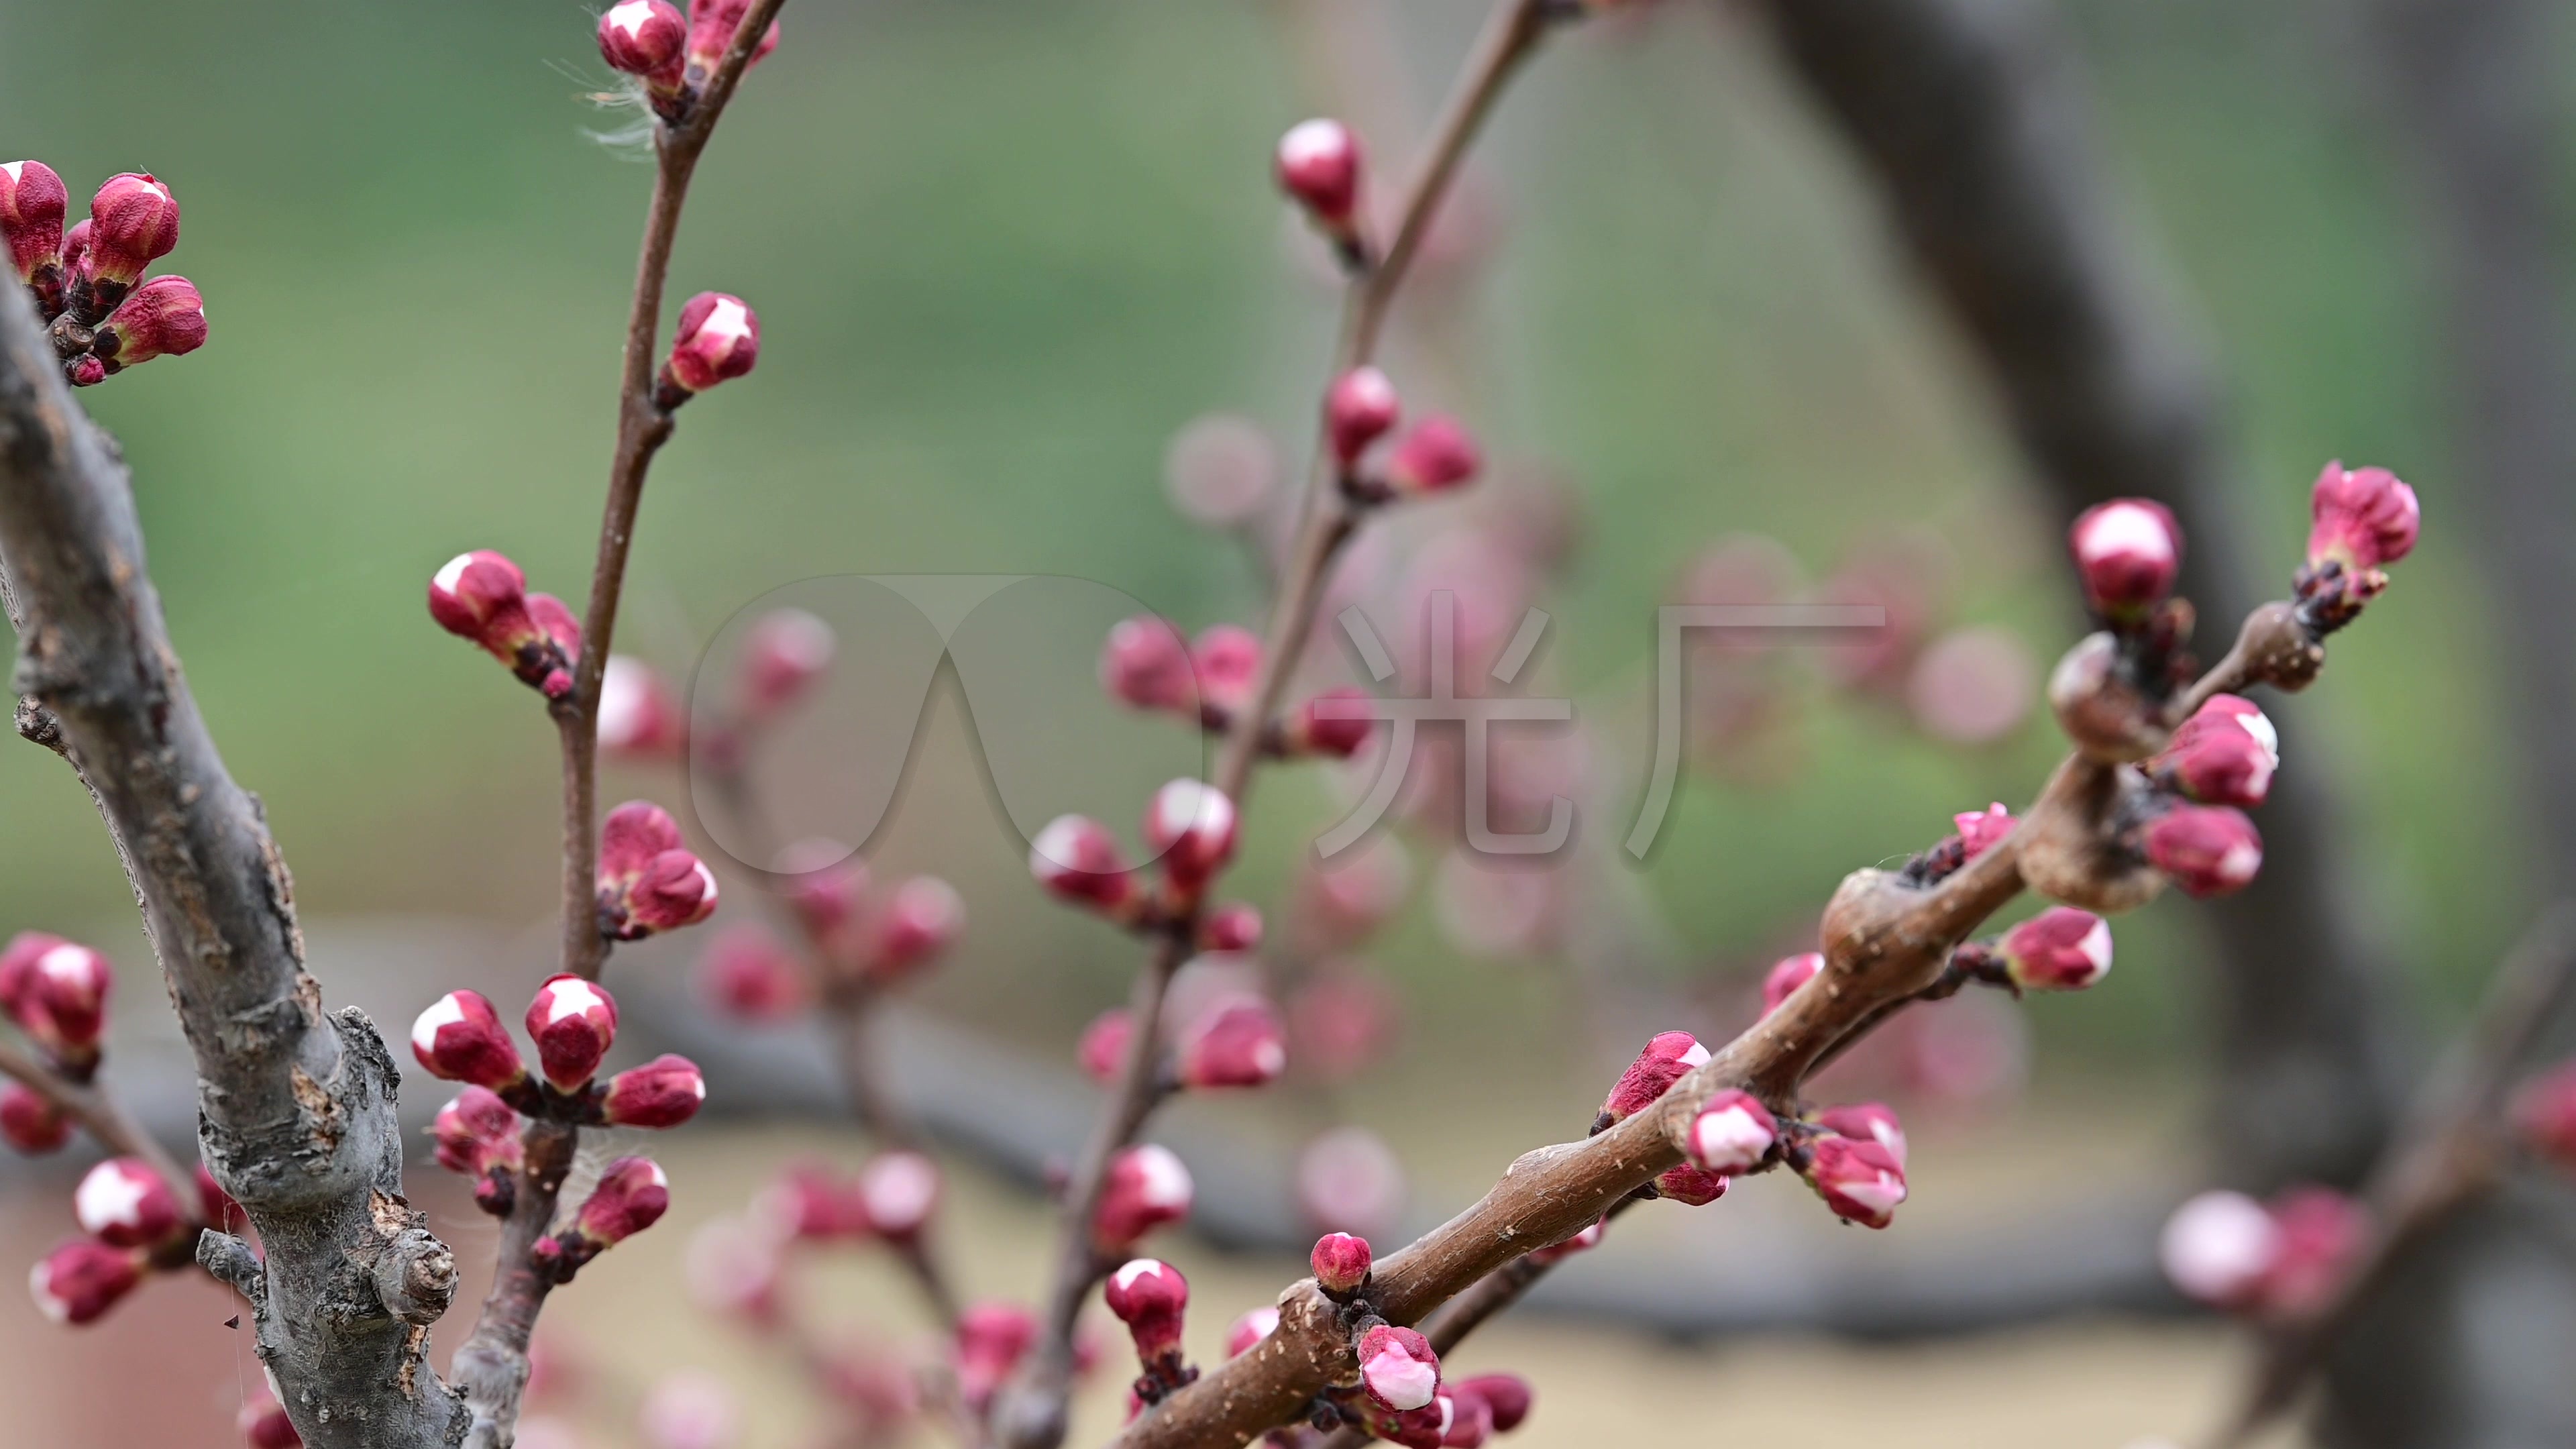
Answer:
2202;902;2576;1449
991;9;1559;1446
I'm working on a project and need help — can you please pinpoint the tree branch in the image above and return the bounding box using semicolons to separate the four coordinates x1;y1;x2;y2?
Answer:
0;1035;203;1235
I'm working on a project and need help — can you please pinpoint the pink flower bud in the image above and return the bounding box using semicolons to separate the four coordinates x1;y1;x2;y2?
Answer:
685;0;782;78
1144;778;1239;887
2154;694;2278;808
0;161;67;286
94;275;205;369
1998;906;2112;991
1224;1304;1279;1358
2143;804;2263;898
1104;1256;1189;1358
238;1394;301;1449
1805;1136;1907;1228
2068;498;2182;619
1309;1231;1372;1297
954;1302;1037;1411
1598;1031;1710;1126
0;1084;70;1154
2307;462;2419;572
1102;616;1198;715
600;656;682;758
737;608;833;717
1527;1216;1605;1266
1199;902;1263;953
58;218;89;282
527;975;621;1091
1450;1375;1532;1434
2259;1187;2365;1318
1328;366;1401;466
685;1216;784;1326
28;1238;144;1325
1367;1397;1451;1449
1817;1102;1909;1168
576;1157;670;1246
874;876;963;980
66;354;105;388
2161;1189;2290;1312
786;853;867;945
601;1055;707;1129
2514;1062;2576;1169
758;1162;852;1240
1385;417;1482;496
1275;119;1362;229
431;1086;525;1176
84;173;179;289
1761;953;1821;1015
1440;1388;1494;1448
640;1372;737;1449
411;989;528;1091
0;932;111;1069
1078;1008;1133;1084
1191;625;1263;717
1357;1324;1441;1413
1953;802;2015;859
1177;1000;1287;1089
1093;1143;1193;1251
599;803;718;938
1031;814;1138;914
851;1150;939;1240
1684;1089;1778;1174
598;0;687;85
698;925;806;1021
662;291;759;396
74;1157;183;1248
429;547;533;647
1654;1164;1729;1206
1283;686;1375;757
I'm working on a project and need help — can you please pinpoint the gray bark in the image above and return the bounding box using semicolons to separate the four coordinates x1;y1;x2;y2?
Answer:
0;280;464;1448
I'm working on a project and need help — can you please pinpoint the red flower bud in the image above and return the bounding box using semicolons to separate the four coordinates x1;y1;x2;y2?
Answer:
1803;1135;1907;1228
1176;999;1286;1089
685;0;782;78
28;1238;144;1325
74;1157;183;1248
758;1162;853;1240
2142;804;2263;898
1385;416;1482;496
699;925;807;1021
2159;1189;2276;1309
431;1087;525;1176
1030;814;1137;913
0;160;67;286
874;875;963;980
1449;1375;1532;1435
1144;778;1238;888
58;219;89;283
1683;1089;1777;1174
2307;462;2420;572
1093;1143;1192;1251
599;802;718;938
94;275;205;369
1198;902;1263;953
601;1054;706;1129
2259;1187;2365;1318
1357;1324;1441;1414
2514;1061;2576;1170
411;989;528;1091
1953;802;2015;859
239;1394;301;1449
662;291;759;396
0;1084;70;1153
1283;686;1375;757
526;975;620;1091
1275;119;1363;229
599;655;682;759
2068;498;2182;619
786;853;868;945
1102;616;1198;714
737;608;833;717
1998;906;2112;991
851;1150;939;1240
954;1302;1038;1411
598;0;687;86
428;549;531;646
1440;1388;1494;1448
1816;1101;1909;1168
1597;1030;1709;1125
1527;1215;1605;1266
1224;1304;1279;1358
2153;694;2278;808
1327;366;1400;466
65;354;105;388
1191;625;1264;717
576;1157;670;1246
1077;1007;1134;1084
1654;1164;1729;1206
1761;952;1822;1015
84;173;179;290
1309;1231;1371;1297
0;932;111;1069
1103;1256;1189;1358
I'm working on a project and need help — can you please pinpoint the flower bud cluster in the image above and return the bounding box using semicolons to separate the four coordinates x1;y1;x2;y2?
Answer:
0;932;113;1089
4;163;203;383
597;801;721;940
533;1157;673;1283
2159;1185;2365;1319
427;549;583;700
28;1153;204;1327
1031;778;1244;926
2296;462;2419;633
1322;366;1485;506
1104;1256;1195;1401
1098;616;1378;761
596;0;782;124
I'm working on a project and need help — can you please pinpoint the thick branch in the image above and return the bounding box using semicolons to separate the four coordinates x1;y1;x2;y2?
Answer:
0;281;463;1446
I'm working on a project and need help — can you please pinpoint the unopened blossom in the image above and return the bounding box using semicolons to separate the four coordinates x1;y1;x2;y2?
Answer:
1224;1304;1279;1358
1328;366;1401;466
2153;694;2279;808
1762;952;1822;1014
1998;906;2113;991
0;932;111;1070
428;550;572;696
411;989;528;1092
1191;625;1264;717
1283;687;1375;757
953;1302;1038;1411
1275;119;1363;232
1289;967;1399;1083
28;1238;144;1325
1386;417;1482;496
1655;1164;1729;1206
1030;814;1138;915
737;608;833;717
1597;1031;1709;1126
2307;462;2420;574
527;975;620;1091
2159;1189;2279;1310
1102;616;1198;714
74;1157;184;1248
1176;999;1287;1089
639;1371;738;1449
1144;777;1239;888
0;1084;70;1153
598;655;682;758
759;1162;853;1241
1805;1135;1907;1228
874;876;963;980
684;0;781;78
1199;902;1263;953
574;1157;670;1247
431;1086;525;1177
600;1055;708;1129
2068;498;2182;620
1684;1089;1778;1174
1309;1231;1371;1298
1954;802;2015;859
1817;1102;1909;1167
1450;1375;1532;1434
698;925;806;1021
851;1150;939;1240
2142;804;2263;898
2258;1187;2365;1318
598;801;719;938
1358;1324;1442;1413
1103;1256;1189;1358
1093;1143;1193;1250
91;275;205;374
1078;1007;1133;1084
597;0;687;86
0;160;67;289
83;172;179;292
661;291;760;397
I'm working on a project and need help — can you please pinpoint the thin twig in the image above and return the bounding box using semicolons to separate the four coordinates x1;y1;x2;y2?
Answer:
0;1036;203;1232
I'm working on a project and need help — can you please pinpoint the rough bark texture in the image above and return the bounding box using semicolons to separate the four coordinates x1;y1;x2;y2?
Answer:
0;279;465;1446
